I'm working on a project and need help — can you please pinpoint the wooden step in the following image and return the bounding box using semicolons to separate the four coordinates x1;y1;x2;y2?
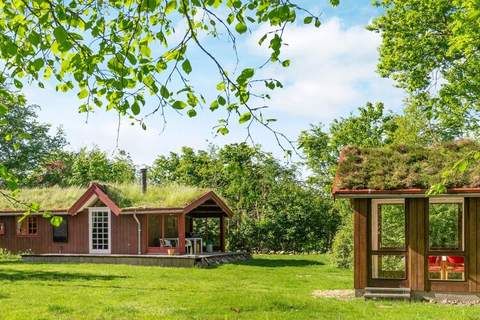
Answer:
365;287;410;293
364;292;411;300
364;287;411;301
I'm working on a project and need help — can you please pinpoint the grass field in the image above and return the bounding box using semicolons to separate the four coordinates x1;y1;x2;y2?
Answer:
1;255;480;319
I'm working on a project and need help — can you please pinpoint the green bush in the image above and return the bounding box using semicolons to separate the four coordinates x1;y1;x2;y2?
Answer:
331;214;353;269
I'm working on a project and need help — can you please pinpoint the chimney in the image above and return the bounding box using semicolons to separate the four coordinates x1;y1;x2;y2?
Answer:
140;168;147;193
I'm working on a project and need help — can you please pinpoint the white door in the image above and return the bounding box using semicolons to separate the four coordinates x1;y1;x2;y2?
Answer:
89;208;111;254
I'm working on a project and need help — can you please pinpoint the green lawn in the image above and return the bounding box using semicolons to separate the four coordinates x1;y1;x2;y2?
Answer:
1;255;480;319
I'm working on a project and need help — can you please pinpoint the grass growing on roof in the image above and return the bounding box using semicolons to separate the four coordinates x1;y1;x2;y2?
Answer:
0;183;209;211
0;185;86;211
104;183;208;209
336;140;480;190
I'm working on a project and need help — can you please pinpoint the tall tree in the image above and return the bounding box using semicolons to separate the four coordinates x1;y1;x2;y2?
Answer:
369;0;480;136
27;148;137;187
0;100;66;184
299;102;397;190
150;143;338;252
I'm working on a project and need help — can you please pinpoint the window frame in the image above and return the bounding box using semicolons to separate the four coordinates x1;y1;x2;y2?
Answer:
369;199;407;281
88;207;111;254
427;197;466;283
16;216;39;237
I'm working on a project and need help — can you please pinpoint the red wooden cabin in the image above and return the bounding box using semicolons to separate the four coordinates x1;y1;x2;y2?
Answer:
0;182;232;256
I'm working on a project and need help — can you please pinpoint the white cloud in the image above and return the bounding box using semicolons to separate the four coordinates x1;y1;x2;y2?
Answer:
247;18;404;121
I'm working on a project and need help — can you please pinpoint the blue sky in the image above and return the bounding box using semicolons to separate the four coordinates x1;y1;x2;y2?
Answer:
24;0;403;165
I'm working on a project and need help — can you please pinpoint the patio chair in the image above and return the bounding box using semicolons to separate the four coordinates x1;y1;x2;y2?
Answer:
185;239;192;255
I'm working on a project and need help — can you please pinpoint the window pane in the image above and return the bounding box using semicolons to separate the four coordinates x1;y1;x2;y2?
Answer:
148;215;161;247
164;215;178;238
372;203;405;250
429;202;462;250
53;218;68;242
428;255;465;281
371;255;406;279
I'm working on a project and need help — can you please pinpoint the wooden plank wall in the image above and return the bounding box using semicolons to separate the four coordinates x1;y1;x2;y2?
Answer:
407;198;427;291
467;198;479;292
352;198;369;289
0;208;140;254
0;209;88;254
111;214;139;254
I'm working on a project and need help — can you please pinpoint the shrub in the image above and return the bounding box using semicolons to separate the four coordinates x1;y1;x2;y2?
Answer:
0;248;20;260
331;214;353;269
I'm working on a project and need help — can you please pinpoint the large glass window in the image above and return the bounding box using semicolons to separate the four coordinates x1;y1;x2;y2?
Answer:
429;202;463;250
428;198;465;281
370;199;406;280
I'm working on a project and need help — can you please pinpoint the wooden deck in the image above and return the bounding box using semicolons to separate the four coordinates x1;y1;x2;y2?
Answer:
21;252;251;268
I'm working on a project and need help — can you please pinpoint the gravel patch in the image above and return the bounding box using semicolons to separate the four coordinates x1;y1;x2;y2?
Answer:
312;289;355;301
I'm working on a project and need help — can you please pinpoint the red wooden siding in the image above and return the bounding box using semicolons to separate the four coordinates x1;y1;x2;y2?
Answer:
0;208;139;254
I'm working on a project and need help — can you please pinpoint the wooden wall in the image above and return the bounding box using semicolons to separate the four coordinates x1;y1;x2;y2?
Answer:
352;198;369;290
406;198;427;292
467;197;480;292
0;208;139;255
353;196;480;294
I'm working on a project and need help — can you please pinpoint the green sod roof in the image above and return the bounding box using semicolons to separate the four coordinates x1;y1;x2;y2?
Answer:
335;140;480;190
0;183;209;211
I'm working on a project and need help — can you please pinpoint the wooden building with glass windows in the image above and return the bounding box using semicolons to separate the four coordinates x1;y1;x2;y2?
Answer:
333;141;480;299
0;181;233;260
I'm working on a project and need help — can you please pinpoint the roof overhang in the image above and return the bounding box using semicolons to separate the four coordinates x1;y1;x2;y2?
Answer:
333;187;480;199
121;208;184;215
68;183;121;216
0;210;68;216
183;191;233;218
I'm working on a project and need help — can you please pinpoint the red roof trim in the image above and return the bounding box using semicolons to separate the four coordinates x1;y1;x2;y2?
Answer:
183;191;234;218
68;183;121;216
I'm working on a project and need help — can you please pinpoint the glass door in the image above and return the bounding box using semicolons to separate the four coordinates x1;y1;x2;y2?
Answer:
427;198;466;288
89;208;111;254
369;199;408;287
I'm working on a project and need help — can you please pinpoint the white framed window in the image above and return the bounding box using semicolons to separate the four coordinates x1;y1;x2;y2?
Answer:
89;208;111;254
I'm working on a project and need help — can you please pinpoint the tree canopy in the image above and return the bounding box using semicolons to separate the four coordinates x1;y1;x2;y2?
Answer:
0;99;66;185
370;0;480;135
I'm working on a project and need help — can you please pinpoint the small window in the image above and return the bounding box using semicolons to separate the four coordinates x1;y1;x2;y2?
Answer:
371;254;406;279
0;222;4;235
53;218;68;242
17;216;38;236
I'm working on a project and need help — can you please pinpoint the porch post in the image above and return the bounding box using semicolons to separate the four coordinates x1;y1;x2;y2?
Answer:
178;213;186;254
220;215;225;252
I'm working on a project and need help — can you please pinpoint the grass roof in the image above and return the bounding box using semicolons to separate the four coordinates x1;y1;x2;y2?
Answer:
0;183;209;211
335;140;480;190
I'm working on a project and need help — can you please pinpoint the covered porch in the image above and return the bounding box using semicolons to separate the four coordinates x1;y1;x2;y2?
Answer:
132;191;233;255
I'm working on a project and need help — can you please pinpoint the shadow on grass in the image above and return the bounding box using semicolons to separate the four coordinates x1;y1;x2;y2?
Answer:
232;257;324;268
0;269;127;282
